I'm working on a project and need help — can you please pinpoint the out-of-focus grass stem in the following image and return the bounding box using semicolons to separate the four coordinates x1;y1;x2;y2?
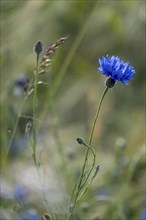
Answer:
30;46;55;219
3;97;26;168
32;53;39;166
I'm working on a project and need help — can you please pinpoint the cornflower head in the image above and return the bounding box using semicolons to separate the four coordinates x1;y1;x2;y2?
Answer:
98;55;135;88
39;36;68;74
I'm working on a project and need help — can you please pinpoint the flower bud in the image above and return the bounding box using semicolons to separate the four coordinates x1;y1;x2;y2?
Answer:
105;77;115;88
76;137;84;145
41;213;51;220
34;41;43;54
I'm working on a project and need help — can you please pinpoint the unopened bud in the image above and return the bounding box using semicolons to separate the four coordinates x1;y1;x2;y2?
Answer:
34;41;43;54
76;137;84;145
41;214;51;220
105;77;115;88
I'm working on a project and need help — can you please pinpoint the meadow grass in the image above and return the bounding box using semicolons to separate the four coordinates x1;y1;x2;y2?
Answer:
0;1;145;220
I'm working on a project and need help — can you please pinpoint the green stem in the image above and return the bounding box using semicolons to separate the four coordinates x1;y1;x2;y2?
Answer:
89;87;108;145
26;52;55;219
79;87;108;192
69;141;95;217
79;87;108;187
32;53;39;165
78;142;96;192
69;87;108;220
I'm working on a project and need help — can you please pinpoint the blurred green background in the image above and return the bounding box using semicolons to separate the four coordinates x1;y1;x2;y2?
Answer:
0;1;145;220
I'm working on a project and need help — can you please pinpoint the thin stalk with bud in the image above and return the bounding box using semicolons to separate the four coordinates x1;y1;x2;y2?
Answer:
69;86;109;220
69;54;135;219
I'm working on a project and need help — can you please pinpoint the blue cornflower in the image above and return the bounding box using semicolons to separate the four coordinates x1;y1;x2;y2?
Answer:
14;75;29;88
98;55;135;85
19;209;40;220
140;201;146;220
14;75;29;96
13;184;27;201
141;208;146;220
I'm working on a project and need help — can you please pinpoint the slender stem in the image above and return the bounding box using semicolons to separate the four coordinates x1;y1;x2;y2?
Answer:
32;53;39;165
27;51;55;219
69;87;108;220
79;87;108;192
78;87;108;189
89;87;108;146
69;141;95;220
78;142;96;191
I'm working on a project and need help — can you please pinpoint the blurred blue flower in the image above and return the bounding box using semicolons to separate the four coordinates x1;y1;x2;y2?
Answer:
141;205;146;220
19;209;40;220
98;55;135;85
10;134;27;156
19;212;30;220
13;184;27;201
13;75;29;96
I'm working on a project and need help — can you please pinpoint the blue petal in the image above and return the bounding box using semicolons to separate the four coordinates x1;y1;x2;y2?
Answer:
98;55;135;85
